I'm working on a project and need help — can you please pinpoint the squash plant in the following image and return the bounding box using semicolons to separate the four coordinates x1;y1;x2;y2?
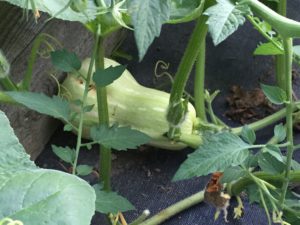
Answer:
1;0;300;224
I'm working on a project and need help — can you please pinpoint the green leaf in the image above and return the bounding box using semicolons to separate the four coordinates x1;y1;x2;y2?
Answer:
173;132;250;181
76;165;93;176
291;159;300;170
63;123;73;131
204;0;249;45
94;184;135;214
93;65;126;87
274;123;286;143
246;184;260;204
83;104;95;113
221;167;247;183
254;42;283;55
260;83;287;105
263;145;284;162
0;112;36;172
90;125;150;150
0;110;96;225
258;152;285;174
243;154;258;168
241;125;256;144
6;92;70;122
3;0;97;23
51;49;81;72
52;145;75;164
130;0;170;60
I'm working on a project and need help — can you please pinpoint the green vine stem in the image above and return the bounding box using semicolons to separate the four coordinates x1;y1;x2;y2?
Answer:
247;0;300;38
0;50;18;91
278;37;293;208
139;191;204;225
167;16;208;138
20;33;45;90
228;170;300;197
72;28;101;175
176;104;296;148
194;36;207;122
275;0;287;91
0;77;18;91
95;37;112;191
136;169;300;225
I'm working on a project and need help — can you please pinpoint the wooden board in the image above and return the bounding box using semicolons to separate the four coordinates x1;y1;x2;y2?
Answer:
0;2;125;159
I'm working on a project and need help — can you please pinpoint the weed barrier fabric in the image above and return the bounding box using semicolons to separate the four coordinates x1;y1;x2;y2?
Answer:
37;3;300;224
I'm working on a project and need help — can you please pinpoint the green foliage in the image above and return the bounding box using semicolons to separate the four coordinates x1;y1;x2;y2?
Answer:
51;49;81;72
6;92;70;122
129;0;170;60
258;152;285;174
241;125;256;144
90;124;151;150
260;83;287;105
76;165;93;176
94;184;135;214
254;42;284;55
52;145;75;164
204;0;249;45
264;145;284;162
0;110;95;225
173;132;250;181
93;65;126;87
83;104;95;113
274;123;286;143
221;166;247;183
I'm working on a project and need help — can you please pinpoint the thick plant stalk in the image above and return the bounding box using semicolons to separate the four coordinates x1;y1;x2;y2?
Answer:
275;0;287;91
167;16;208;138
139;191;204;225
247;0;300;38
95;37;112;191
194;34;207;121
278;37;293;208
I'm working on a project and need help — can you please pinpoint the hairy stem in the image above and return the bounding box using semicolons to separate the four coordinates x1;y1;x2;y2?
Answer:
20;33;45;90
72;28;100;174
231;106;290;134
194;36;207;122
0;77;18;91
247;0;300;38
139;191;204;225
167;16;208;138
275;0;287;91
279;37;293;208
96;37;112;191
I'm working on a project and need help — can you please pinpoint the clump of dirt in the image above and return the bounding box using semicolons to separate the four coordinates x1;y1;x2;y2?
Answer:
225;85;276;124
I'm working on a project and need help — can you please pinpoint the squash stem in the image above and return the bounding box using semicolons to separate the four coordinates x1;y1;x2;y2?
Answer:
96;37;112;191
194;33;207;122
167;16;208;138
